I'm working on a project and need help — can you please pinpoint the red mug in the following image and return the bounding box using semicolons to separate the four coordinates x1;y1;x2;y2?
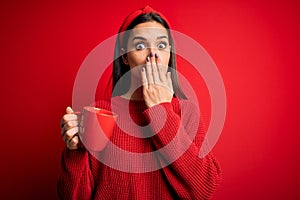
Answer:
78;106;117;152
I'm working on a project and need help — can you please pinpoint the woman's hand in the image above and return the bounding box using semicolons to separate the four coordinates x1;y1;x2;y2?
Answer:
141;53;174;108
60;106;80;150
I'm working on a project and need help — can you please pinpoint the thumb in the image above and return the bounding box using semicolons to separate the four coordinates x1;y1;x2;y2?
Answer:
66;106;74;114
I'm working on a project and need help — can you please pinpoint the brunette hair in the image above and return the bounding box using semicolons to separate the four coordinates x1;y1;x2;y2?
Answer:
112;12;187;99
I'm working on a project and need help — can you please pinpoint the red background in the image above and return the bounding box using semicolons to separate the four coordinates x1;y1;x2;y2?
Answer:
1;0;299;199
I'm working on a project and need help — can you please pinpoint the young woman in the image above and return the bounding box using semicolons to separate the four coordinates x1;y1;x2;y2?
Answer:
58;5;222;199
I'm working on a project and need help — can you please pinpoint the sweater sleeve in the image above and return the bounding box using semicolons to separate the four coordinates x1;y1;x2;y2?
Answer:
57;148;94;200
143;101;222;199
57;99;111;200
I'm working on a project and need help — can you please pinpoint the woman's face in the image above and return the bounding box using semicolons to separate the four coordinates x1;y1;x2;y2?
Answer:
124;21;171;70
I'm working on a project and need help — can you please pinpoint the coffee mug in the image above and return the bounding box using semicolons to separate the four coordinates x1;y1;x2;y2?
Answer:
78;106;117;152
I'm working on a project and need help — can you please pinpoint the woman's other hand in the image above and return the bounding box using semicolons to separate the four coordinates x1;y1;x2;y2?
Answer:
60;106;80;150
141;52;174;108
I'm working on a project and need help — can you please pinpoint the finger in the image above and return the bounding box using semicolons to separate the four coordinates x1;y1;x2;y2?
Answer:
66;106;74;114
167;72;174;93
61;115;78;135
155;53;167;83
150;53;160;83
61;120;78;137
63;120;79;131
62;113;78;122
64;126;79;142
146;56;154;85
60;107;74;128
141;67;148;89
67;135;79;150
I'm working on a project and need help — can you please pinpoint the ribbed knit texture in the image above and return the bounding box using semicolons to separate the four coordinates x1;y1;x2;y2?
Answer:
57;97;222;200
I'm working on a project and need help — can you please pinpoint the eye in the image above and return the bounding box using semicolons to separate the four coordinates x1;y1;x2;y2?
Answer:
157;42;167;49
135;42;146;50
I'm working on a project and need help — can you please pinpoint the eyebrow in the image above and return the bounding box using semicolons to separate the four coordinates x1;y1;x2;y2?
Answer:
157;36;168;40
132;36;146;41
132;35;169;41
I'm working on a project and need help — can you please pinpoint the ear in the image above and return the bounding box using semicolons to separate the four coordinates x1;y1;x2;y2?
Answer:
121;48;129;65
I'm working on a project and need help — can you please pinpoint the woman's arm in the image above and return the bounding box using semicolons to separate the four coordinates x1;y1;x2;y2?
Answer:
58;107;95;199
143;101;222;199
57;148;94;200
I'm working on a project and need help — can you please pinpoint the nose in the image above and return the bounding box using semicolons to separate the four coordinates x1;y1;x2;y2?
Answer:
147;47;158;58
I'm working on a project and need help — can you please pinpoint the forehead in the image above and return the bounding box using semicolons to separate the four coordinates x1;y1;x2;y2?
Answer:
129;21;168;39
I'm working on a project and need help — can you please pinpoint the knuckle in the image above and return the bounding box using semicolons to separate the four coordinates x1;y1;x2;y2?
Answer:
67;121;74;127
65;129;74;138
62;114;69;121
70;137;78;146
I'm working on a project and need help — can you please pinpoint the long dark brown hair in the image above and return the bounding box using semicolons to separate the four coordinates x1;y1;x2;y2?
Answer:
112;12;187;99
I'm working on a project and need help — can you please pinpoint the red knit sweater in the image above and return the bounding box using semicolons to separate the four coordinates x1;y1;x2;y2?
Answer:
57;97;222;199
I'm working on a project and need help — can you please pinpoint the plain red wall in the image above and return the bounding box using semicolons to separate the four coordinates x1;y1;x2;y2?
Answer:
0;0;299;199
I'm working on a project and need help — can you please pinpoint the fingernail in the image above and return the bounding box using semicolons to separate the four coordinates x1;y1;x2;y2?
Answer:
142;67;145;72
146;57;150;62
150;52;154;57
155;53;159;58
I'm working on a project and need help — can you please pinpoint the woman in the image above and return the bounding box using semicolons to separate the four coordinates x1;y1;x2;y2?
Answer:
58;5;221;199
